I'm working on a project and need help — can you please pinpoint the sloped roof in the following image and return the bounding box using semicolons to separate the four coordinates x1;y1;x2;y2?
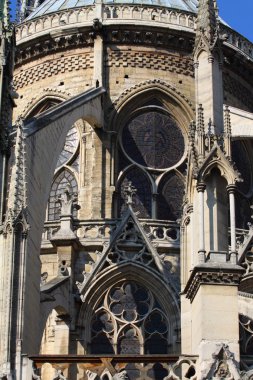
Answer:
26;0;198;20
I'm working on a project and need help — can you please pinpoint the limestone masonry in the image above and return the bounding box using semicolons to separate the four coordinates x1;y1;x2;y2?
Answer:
0;0;253;379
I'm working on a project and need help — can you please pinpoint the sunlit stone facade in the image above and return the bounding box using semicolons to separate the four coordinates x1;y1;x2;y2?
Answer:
0;0;253;379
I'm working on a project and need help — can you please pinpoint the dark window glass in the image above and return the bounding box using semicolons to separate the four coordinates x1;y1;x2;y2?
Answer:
235;193;251;230
91;311;114;354
90;281;169;355
56;127;79;169
232;141;251;195
144;311;168;354
157;173;185;220
147;363;169;380
122;111;185;169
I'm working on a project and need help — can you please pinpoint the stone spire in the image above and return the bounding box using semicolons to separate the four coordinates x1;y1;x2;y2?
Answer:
0;0;10;29
194;0;224;135
5;119;27;223
194;0;220;54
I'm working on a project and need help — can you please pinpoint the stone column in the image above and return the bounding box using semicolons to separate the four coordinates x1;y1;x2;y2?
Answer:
92;2;103;88
227;184;237;264
197;182;206;263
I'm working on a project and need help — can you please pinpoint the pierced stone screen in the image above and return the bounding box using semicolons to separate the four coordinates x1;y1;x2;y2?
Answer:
122;111;185;169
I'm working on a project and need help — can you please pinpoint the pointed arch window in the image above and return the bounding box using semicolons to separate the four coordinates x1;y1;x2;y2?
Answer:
26;98;62;119
48;170;78;221
90;281;170;355
117;104;186;221
157;173;185;221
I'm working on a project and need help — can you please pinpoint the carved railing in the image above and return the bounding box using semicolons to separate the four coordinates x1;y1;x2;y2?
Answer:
102;5;196;29
234;226;253;292
41;219;180;249
16;5;196;43
221;24;253;61
31;354;198;380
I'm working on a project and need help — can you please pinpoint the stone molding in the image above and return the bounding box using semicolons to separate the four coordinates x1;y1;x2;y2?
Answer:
17;88;71;120
15;32;94;66
14;52;93;89
184;264;244;302
104;28;194;52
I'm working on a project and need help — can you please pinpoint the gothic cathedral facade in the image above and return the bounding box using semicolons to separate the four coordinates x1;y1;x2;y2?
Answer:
0;0;253;379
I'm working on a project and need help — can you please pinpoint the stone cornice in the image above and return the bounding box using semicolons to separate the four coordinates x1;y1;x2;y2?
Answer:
15;24;195;67
16;5;196;45
15;5;253;64
183;263;245;302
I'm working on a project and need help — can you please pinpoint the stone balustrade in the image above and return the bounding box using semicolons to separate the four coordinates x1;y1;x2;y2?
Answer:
41;219;180;249
15;5;196;44
30;354;198;380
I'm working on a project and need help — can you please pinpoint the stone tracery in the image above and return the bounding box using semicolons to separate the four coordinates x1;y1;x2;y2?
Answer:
90;280;170;355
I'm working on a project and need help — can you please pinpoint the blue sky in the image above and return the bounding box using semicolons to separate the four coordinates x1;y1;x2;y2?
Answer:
9;0;253;43
218;0;253;42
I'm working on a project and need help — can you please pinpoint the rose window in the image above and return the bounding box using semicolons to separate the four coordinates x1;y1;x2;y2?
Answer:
121;110;185;170
90;281;169;354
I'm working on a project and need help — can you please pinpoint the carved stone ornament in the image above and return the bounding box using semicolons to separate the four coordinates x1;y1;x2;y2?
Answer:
112;371;128;380
214;360;231;379
50;184;79;242
184;264;244;302
86;370;99;380
56;184;78;216
77;206;177;300
53;369;67;380
200;344;242;380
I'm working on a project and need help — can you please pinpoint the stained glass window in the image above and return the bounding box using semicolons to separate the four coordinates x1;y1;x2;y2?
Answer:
90;281;169;354
56;127;79;169
157;173;185;221
48;170;78;221
122;111;185;169
119;167;152;218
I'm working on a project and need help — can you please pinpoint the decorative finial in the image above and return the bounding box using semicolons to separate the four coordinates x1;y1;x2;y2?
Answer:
56;184;78;216
122;181;137;206
194;0;222;61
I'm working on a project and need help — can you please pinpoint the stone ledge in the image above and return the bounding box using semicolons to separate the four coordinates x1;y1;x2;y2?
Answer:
183;263;245;303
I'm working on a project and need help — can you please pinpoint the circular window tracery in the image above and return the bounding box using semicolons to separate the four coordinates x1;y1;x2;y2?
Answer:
90;280;169;354
121;110;185;170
